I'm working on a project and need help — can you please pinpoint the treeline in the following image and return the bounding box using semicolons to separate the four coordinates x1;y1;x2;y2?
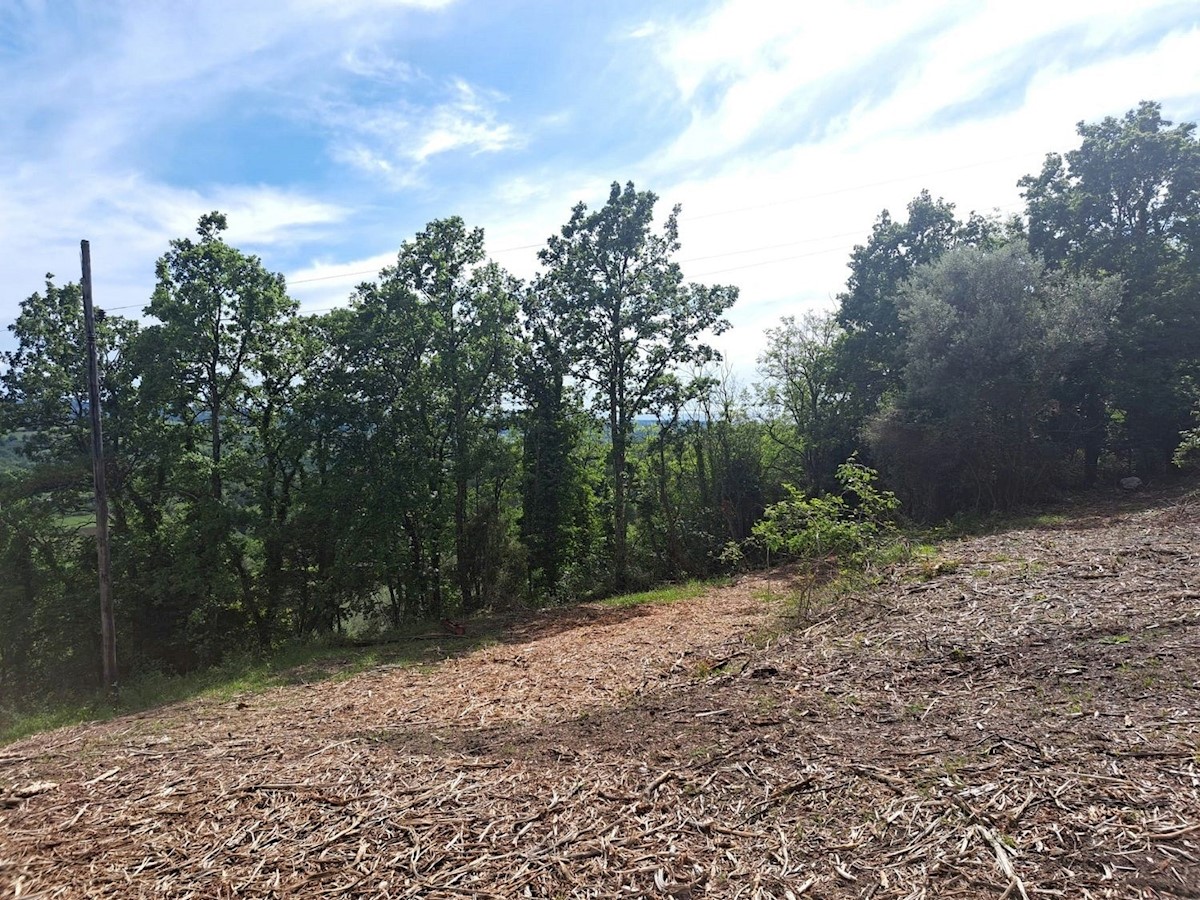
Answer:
2;101;1198;699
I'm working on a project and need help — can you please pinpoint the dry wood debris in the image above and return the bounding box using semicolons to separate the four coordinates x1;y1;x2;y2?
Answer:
2;491;1198;898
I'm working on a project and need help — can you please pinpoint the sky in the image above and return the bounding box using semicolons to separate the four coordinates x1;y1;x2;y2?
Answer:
2;0;1198;376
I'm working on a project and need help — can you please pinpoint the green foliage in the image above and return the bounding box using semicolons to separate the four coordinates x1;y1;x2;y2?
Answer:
0;431;33;473
1173;378;1200;469
516;285;604;602
626;370;768;586
538;181;738;589
831;191;1008;440
321;216;521;619
749;459;898;567
1021;100;1200;471
759;312;856;493
867;241;1119;518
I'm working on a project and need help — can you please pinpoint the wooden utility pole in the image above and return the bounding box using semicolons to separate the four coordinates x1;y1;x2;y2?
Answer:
81;240;117;691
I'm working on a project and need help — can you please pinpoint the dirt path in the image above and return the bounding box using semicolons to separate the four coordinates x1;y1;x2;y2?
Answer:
2;492;1199;898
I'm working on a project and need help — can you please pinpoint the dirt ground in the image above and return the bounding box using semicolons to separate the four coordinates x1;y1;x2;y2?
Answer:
2;490;1198;898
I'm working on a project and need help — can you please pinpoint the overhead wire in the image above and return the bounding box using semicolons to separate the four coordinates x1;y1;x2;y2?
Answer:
2;153;1037;328
7;201;1023;324
278;153;1040;289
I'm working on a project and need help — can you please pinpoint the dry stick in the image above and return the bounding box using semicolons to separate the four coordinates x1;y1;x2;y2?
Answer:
1147;822;1200;841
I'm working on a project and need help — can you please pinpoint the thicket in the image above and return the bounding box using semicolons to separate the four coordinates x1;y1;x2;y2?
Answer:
2;101;1198;706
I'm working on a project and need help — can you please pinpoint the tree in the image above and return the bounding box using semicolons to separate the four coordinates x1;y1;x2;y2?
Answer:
834;193;964;407
327;218;519;617
1021;101;1200;470
2;276;138;466
539;181;738;588
394;219;518;613
867;242;1119;518
145;212;295;502
759;311;854;493
832;192;1007;445
518;286;586;599
138;212;300;655
0;277;139;691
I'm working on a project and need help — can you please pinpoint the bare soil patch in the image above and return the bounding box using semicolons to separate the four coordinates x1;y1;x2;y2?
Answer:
2;491;1198;898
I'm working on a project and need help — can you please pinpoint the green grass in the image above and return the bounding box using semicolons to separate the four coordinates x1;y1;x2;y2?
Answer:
57;511;96;530
0;626;495;747
924;508;1071;542
596;577;729;609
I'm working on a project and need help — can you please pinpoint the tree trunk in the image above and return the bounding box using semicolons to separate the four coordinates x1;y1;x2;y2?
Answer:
611;407;628;590
209;370;222;501
455;474;472;611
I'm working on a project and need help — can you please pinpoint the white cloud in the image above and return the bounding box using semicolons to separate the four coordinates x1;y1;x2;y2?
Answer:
341;46;423;83
286;251;399;314
645;0;1190;168
547;0;1198;378
326;78;521;186
412;81;519;162
627;21;660;40
0;0;460;330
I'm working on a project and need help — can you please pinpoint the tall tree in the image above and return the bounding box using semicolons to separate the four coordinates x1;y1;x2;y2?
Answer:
867;242;1120;518
1021;101;1200;470
144;211;295;502
0;277;138;691
139;212;299;654
832;192;1004;439
329;218;518;615
539;181;738;588
518;285;580;600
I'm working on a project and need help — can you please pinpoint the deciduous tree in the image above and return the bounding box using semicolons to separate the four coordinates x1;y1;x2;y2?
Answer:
539;181;738;588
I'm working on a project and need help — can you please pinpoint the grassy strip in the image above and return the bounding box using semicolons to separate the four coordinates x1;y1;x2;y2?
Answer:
596;577;731;609
0;628;493;746
3;574;742;745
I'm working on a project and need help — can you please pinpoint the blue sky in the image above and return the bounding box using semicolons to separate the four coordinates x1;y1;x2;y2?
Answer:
2;0;1198;372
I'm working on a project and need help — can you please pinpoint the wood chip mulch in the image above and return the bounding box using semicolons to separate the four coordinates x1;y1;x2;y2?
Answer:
2;490;1199;898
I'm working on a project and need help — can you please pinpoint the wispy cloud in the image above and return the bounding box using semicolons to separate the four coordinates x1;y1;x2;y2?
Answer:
328;78;521;185
627;21;660;40
0;0;461;328
340;46;424;84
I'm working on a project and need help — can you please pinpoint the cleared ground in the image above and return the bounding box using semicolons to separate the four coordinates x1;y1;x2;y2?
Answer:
2;491;1199;898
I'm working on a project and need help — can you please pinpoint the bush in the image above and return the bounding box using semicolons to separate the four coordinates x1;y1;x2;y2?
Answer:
749;459;899;568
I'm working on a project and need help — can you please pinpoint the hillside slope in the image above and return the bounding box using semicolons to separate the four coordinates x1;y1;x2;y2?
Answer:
3;492;1199;898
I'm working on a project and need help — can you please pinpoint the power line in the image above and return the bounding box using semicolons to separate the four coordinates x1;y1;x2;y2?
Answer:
691;245;850;278
689;200;1026;278
2;192;1029;329
684;152;1043;221
276;157;1036;290
680;230;866;264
